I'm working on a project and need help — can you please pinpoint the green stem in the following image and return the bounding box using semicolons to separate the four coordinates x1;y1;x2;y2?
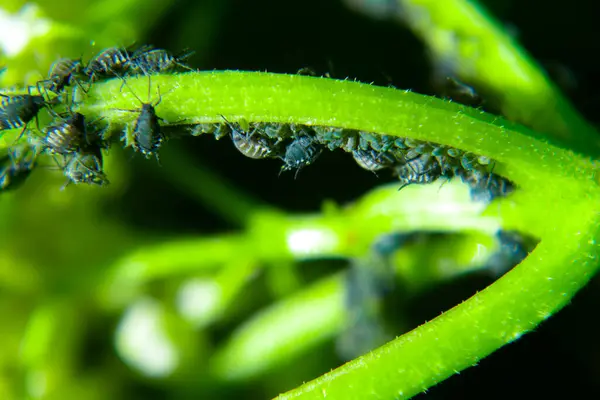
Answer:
398;0;600;155
75;71;600;399
278;204;600;399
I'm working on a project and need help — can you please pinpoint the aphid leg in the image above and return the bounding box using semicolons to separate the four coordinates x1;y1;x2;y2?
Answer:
60;178;73;191
6;147;18;166
293;165;304;180
152;81;161;107
52;154;66;169
72;77;89;95
436;175;452;193
11;125;29;145
277;162;287;178
485;160;496;190
397;181;411;192
175;61;195;72
114;71;144;105
36;80;50;97
174;50;195;71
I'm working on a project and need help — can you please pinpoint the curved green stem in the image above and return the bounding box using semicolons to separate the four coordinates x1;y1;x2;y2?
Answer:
278;204;600;399
397;0;600;155
69;71;600;398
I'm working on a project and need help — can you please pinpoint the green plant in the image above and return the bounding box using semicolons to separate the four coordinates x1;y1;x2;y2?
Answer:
1;0;599;399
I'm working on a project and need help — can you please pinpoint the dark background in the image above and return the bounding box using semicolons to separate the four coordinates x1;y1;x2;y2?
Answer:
112;0;600;398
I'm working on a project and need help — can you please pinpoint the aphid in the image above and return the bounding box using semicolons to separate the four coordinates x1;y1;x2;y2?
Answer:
0;92;47;132
352;149;397;172
394;154;442;190
84;46;132;81
314;126;358;151
280;135;322;177
459;170;515;203
130;47;194;74
338;232;415;361
442;77;482;107
189;123;219;137
42;112;88;155
0;144;38;191
114;76;165;160
253;122;293;140
337;258;388;361
62;147;108;188
221;116;275;159
0;91;54;143
38;58;84;94
485;230;533;277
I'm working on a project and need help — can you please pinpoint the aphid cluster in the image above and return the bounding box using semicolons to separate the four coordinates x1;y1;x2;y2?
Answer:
192;119;515;202
2;46;514;201
0;44;194;192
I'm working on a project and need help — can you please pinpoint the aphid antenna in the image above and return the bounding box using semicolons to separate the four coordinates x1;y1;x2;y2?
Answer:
47;153;68;170
35;79;52;99
60;180;72;190
175;49;196;71
277;164;287;178
485;160;497;189
71;73;90;96
293;166;304;180
436;175;453;193
397;150;419;175
73;155;103;174
114;71;145;105
219;114;244;135
130;43;155;57
397;181;411;192
177;49;195;61
61;90;77;117
218;114;235;131
5;146;21;166
114;72;172;110
12;126;31;146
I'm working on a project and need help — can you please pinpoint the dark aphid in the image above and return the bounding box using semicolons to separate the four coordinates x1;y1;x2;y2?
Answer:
442;77;482;107
352;149;397;172
42;112;88;155
130;47;194;74
62;147;108;188
338;232;415;360
0;92;47;133
337;258;389;361
189;122;230;140
252;122;294;142
84;46;132;81
394;154;442;190
458;169;515;203
314;126;359;152
485;230;534;277
38;58;84;94
280;135;322;177
114;76;165;160
0;144;38;191
221;116;276;159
